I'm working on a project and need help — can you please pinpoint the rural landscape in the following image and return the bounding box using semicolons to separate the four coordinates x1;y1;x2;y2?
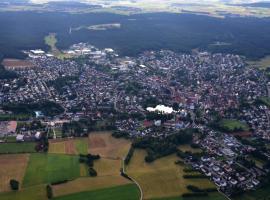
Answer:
1;0;270;200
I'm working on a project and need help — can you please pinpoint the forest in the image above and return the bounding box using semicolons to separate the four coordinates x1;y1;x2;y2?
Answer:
1;12;270;59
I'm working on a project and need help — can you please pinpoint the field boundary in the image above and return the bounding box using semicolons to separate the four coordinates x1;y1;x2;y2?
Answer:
122;158;143;200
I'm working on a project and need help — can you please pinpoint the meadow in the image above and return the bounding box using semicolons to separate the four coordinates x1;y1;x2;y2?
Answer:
126;149;218;199
23;153;80;187
53;184;140;200
219;119;249;132
0;142;36;154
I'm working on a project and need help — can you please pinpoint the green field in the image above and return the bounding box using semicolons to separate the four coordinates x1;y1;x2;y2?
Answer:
0;114;30;121
53;184;140;200
0;185;47;200
45;33;57;51
219;119;249;132
75;139;88;154
23;153;80;187
234;183;270;200
150;192;227;200
0;142;36;154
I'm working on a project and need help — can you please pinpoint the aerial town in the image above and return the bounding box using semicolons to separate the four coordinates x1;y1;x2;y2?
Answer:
0;43;270;198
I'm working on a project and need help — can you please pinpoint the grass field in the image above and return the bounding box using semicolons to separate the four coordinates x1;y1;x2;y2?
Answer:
53;184;140;200
0;154;29;192
75;139;88;154
0;185;47;200
23;153;80;187
234;183;270;200
0;114;30;121
44;33;71;59
178;145;202;153
53;175;132;197
45;33;58;52
219;119;249;132
49;138;89;155
0;143;36;154
49;140;66;154
249;55;270;69
88;132;131;159
127;150;217;199
150;192;227;200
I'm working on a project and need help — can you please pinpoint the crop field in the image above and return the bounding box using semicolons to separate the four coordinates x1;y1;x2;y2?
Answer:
53;175;131;197
75;138;88;154
126;150;217;199
178;145;202;153
150;192;227;200
53;184;140;200
249;55;270;69
23;153;80;187
0;184;47;200
88;132;131;159
0;142;36;154
94;158;122;176
49;138;88;155
0;154;29;192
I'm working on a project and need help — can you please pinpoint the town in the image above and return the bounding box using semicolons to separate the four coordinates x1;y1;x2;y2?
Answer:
0;43;270;198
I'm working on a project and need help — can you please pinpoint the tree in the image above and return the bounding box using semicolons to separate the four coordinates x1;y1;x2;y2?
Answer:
10;179;19;190
46;185;53;199
172;102;179;111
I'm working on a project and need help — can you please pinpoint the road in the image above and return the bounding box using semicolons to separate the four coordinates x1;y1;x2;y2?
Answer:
122;157;143;200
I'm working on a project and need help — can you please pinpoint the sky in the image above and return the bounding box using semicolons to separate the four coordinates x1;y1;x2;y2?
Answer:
29;0;270;4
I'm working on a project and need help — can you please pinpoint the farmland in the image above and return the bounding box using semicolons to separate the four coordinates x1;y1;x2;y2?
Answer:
126;149;219;199
0;154;29;192
23;153;80;187
53;175;131;197
88;131;131;159
0;142;36;154
54;184;140;200
150;192;227;200
0;185;47;200
49;138;88;155
0;131;227;200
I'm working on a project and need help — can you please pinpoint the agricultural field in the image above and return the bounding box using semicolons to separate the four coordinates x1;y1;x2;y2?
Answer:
23;153;80;187
0;142;36;154
0;185;47;200
88;131;131;159
126;149;218;199
53;184;140;200
0;154;29;192
178;145;202;153
49;138;88;155
53;175;131;197
150;192;227;200
234;183;270;200
249;55;270;69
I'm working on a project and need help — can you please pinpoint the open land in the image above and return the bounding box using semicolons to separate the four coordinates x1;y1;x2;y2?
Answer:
88;132;131;159
53;184;140;200
23;153;80;187
0;184;47;200
0;154;29;192
126;149;218;199
0;143;36;154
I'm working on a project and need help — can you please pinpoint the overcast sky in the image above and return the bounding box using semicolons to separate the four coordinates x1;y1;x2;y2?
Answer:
29;0;270;4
